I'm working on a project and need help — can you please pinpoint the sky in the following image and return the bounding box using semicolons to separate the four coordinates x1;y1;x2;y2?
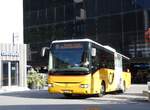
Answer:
0;0;23;44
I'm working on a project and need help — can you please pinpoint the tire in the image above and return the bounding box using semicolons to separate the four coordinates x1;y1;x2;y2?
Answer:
96;81;105;97
64;94;72;97
120;81;126;93
101;82;106;95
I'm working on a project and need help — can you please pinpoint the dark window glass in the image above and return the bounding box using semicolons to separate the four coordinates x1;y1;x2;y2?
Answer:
65;4;74;20
46;25;54;40
24;12;30;27
55;24;65;39
122;58;130;72
11;62;19;86
107;34;122;53
137;11;144;31
2;62;8;86
86;0;96;17
64;22;74;37
136;0;150;9
85;19;96;37
37;9;46;24
47;7;54;23
97;0;105;16
108;0;121;14
97;17;109;34
124;33;137;58
148;10;150;28
50;42;90;75
92;44;114;69
122;0;136;12
123;12;136;32
56;6;64;22
108;15;122;33
75;20;85;37
75;2;84;18
30;11;38;25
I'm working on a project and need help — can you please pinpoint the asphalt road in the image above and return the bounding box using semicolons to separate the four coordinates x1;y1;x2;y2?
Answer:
0;84;149;110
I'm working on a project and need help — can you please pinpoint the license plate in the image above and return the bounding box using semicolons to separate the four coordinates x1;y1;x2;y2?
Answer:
63;90;72;93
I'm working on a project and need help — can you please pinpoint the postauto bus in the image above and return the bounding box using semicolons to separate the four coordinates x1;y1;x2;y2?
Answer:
42;39;131;97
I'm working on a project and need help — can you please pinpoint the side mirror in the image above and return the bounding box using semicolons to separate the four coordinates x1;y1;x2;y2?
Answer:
41;47;49;57
91;48;96;57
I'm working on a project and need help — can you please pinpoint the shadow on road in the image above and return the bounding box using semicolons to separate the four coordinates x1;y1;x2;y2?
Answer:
0;89;148;102
0;90;61;99
0;90;90;99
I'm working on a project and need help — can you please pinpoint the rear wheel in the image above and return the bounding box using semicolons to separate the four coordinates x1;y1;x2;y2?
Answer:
120;81;126;93
122;81;126;93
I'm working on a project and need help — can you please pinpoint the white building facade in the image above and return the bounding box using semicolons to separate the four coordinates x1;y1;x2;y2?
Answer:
0;0;27;91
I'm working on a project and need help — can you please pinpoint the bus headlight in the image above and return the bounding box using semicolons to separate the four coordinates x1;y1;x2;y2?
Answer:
48;83;53;88
80;84;89;88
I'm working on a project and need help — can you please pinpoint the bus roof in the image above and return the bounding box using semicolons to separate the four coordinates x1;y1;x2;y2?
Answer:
52;38;130;60
52;39;104;48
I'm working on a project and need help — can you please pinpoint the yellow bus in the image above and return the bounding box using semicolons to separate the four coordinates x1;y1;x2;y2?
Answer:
42;39;131;97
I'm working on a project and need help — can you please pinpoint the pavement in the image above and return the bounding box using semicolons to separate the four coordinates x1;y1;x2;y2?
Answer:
0;84;149;102
0;86;29;94
0;84;149;110
125;84;148;94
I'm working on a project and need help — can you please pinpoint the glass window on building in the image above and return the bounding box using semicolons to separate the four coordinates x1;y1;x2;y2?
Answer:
124;32;137;58
47;7;55;23
55;24;65;39
86;0;96;17
136;11;144;31
2;61;19;86
122;0;136;12
75;20;85;37
30;11;38;25
108;0;121;14
56;6;64;22
46;25;54;40
97;0;109;15
64;22;74;37
123;12;136;32
85;19;96;38
97;16;109;34
108;15;122;33
37;9;46;25
65;4;74;20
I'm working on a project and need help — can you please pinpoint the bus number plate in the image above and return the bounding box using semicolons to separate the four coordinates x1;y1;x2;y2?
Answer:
63;90;72;93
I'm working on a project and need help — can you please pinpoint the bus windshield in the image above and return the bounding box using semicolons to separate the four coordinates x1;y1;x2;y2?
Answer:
50;42;90;75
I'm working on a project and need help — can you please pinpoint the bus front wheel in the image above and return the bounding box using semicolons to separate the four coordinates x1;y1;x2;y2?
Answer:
64;94;72;97
96;81;105;97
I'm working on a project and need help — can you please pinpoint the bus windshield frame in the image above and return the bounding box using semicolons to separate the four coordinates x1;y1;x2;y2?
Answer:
49;42;90;75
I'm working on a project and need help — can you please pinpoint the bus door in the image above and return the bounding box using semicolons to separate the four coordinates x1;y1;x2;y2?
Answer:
114;53;123;89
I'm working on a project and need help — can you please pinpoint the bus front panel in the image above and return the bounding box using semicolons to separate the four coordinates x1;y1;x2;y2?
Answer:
48;74;92;95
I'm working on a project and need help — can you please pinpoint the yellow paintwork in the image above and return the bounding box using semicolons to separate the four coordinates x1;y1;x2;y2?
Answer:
48;68;131;95
99;68;116;92
122;71;131;89
48;74;92;94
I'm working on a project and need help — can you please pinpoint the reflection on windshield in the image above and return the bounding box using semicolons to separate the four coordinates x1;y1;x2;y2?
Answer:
51;43;89;73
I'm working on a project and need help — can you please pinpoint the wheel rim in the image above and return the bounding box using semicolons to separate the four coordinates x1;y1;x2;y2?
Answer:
101;83;105;95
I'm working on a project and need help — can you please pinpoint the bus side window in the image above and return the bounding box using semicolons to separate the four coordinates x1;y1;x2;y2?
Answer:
91;45;114;70
123;58;130;72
